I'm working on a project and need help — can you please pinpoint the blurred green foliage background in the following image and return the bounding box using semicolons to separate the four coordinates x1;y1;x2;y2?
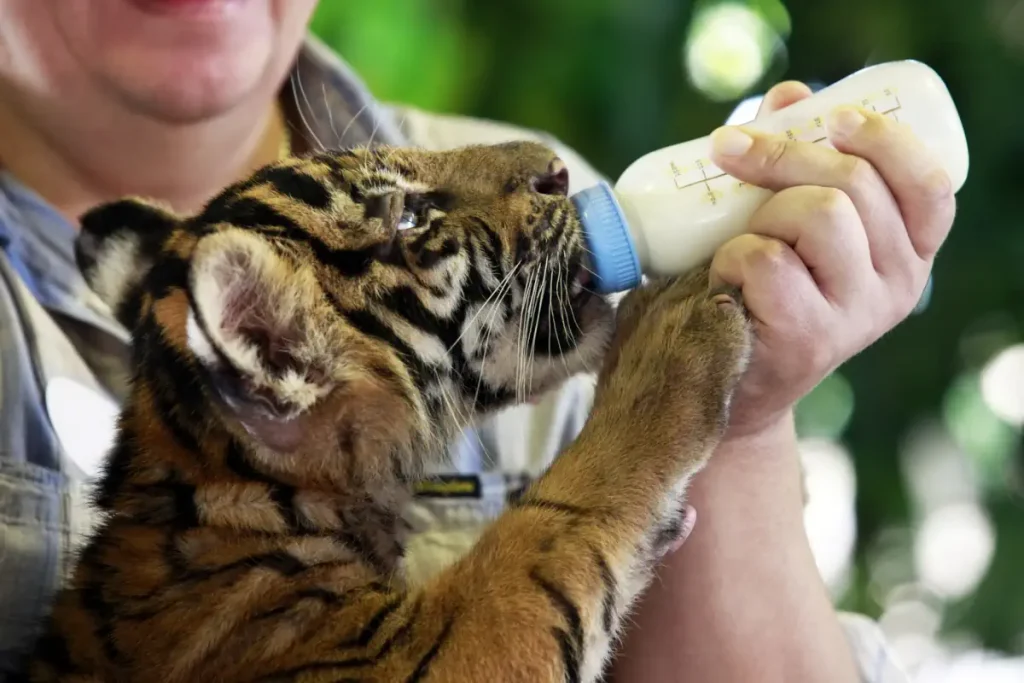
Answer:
310;0;1024;671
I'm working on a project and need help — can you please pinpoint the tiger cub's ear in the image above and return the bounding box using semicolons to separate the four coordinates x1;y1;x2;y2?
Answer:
186;229;338;452
76;197;180;329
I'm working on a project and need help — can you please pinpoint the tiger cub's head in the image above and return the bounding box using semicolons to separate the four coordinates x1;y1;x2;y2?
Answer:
77;142;614;481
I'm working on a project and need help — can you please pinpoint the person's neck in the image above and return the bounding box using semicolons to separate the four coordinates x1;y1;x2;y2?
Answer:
0;88;291;225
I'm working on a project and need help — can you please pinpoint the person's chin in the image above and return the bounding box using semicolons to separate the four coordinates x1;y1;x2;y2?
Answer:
102;41;277;123
57;0;286;122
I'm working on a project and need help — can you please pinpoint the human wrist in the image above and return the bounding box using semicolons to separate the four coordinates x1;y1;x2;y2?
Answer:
724;404;797;448
689;409;806;522
715;407;801;474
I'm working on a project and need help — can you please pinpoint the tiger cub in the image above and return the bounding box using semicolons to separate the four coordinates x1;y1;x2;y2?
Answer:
21;141;751;682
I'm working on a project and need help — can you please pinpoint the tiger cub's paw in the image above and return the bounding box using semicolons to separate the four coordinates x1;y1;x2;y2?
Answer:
597;270;753;441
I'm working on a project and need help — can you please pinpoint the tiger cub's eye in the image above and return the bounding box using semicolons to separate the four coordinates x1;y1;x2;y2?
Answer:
397;209;419;231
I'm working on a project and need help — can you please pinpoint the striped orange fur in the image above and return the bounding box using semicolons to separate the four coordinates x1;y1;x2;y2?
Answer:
19;141;752;682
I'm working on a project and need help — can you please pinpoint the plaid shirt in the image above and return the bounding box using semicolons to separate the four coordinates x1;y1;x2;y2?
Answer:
0;33;908;682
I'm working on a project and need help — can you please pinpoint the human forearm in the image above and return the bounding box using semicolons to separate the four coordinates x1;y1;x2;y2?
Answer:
608;412;858;683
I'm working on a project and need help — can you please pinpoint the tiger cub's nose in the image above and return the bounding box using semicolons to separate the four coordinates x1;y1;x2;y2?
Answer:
531;159;569;196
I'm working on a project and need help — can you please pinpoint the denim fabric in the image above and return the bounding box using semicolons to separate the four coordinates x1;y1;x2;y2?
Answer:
0;253;97;674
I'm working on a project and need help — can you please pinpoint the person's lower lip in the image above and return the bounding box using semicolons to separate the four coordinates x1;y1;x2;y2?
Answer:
128;0;243;18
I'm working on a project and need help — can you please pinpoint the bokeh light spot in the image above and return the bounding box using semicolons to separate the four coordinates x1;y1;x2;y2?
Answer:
683;2;785;101
914;502;996;600
980;344;1024;426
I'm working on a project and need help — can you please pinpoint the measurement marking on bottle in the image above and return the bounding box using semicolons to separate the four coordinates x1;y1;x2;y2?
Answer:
667;87;903;204
696;158;721;206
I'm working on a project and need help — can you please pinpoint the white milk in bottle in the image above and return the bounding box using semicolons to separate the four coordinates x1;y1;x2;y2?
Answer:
570;60;969;296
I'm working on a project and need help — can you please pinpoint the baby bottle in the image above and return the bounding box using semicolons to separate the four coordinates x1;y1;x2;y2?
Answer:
571;60;969;296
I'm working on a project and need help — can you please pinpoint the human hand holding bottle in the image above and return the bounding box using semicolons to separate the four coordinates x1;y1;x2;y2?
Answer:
572;61;962;440
708;80;957;441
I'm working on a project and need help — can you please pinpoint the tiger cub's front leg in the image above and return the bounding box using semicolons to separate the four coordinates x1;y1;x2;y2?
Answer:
404;268;753;682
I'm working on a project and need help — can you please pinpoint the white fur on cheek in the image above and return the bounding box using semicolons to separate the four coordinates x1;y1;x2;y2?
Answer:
186;309;220;367
89;233;144;311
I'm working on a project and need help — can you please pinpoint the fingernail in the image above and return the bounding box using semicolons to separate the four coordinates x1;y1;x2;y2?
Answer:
711;127;754;157
828;106;866;139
